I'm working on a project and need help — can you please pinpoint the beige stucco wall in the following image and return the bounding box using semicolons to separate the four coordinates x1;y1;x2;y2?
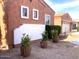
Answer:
54;16;61;26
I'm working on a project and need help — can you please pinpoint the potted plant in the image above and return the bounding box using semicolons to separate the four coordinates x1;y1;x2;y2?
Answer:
40;31;48;48
52;30;59;43
20;34;31;57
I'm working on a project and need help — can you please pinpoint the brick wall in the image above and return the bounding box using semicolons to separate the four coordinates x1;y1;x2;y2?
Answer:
54;16;61;26
61;13;72;33
5;0;55;48
54;13;72;34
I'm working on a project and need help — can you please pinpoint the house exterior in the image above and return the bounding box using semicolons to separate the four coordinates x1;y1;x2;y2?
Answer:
72;20;79;31
0;0;55;49
54;13;72;35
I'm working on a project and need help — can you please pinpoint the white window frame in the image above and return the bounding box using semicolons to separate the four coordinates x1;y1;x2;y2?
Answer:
45;14;51;25
21;5;29;19
33;9;39;20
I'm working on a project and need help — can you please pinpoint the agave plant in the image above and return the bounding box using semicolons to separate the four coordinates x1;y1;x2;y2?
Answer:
42;31;48;41
20;34;31;57
21;34;30;47
51;30;59;43
40;31;48;48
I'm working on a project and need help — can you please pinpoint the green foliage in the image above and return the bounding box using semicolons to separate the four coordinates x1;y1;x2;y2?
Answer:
52;30;58;39
77;27;79;32
42;31;48;41
51;30;59;43
21;34;30;47
45;25;61;39
45;25;52;39
77;23;79;32
52;25;61;35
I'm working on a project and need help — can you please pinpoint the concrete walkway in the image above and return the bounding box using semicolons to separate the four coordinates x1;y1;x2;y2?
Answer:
0;41;79;59
64;32;79;45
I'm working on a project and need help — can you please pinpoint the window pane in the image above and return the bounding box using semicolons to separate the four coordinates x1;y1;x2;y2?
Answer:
23;8;27;17
33;9;39;20
34;11;37;18
45;15;51;25
73;24;76;29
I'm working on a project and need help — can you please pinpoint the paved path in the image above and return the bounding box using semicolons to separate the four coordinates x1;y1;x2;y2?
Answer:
64;32;79;45
0;41;79;59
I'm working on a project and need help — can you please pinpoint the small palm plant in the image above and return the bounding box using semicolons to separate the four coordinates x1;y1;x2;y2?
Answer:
20;34;31;57
21;34;30;47
40;31;48;48
52;30;59;43
42;31;48;41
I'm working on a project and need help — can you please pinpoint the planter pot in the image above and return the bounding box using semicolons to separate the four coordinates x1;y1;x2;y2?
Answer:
53;39;58;43
40;41;47;48
20;46;31;57
52;38;59;43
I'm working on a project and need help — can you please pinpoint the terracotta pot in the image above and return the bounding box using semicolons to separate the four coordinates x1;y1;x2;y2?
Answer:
20;46;31;57
52;38;59;43
53;40;58;43
40;41;47;48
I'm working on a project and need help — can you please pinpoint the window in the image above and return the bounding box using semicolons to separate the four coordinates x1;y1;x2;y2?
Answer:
33;9;39;20
21;5;29;19
45;14;51;25
73;23;77;29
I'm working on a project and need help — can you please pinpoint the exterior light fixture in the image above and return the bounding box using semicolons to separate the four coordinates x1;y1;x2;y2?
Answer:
30;0;32;2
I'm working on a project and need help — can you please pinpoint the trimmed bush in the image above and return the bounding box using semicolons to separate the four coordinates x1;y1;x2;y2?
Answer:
52;25;61;35
77;23;79;32
77;26;79;32
45;25;52;39
45;25;61;39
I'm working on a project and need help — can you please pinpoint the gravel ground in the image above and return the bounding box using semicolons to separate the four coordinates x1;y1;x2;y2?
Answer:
0;40;79;59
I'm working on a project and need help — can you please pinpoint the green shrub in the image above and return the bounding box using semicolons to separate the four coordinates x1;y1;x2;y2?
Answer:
51;25;61;35
42;31;48;41
21;34;30;47
51;30;59;43
45;25;61;39
45;25;52;39
52;30;58;38
77;23;79;32
77;27;79;32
